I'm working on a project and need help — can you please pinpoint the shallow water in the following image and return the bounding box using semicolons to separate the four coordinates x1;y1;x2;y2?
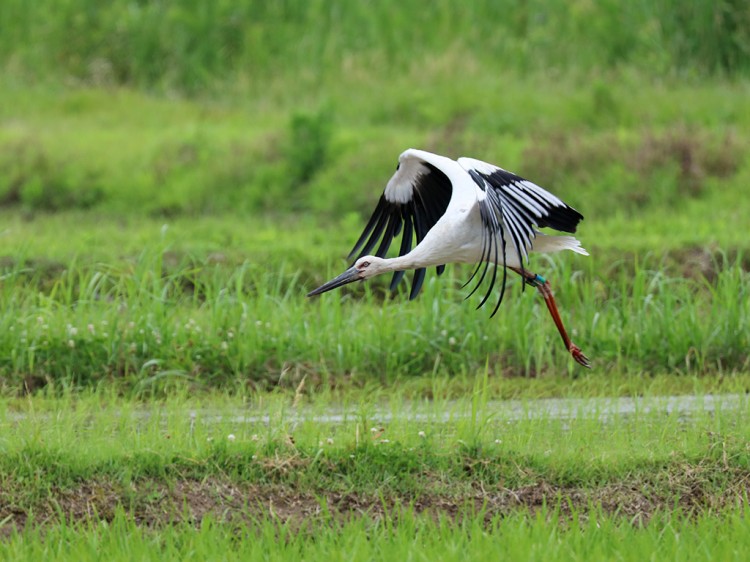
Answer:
4;393;745;426
196;393;746;425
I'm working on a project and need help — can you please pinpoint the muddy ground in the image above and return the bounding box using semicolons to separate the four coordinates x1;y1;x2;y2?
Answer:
2;466;749;537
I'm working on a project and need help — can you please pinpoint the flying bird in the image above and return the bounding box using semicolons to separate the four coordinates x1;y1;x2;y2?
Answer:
307;148;590;367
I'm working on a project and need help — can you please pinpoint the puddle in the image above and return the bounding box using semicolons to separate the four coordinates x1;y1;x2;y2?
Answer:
4;394;745;426
196;393;747;425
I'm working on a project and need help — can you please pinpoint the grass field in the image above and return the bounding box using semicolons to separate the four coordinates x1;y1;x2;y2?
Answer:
1;391;749;557
2;201;749;391
1;83;748;389
2;0;750;558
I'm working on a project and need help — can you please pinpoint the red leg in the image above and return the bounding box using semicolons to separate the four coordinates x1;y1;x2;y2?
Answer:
512;268;591;368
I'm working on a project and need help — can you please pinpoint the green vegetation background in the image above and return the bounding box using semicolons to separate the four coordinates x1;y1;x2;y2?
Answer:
2;3;750;551
1;0;749;392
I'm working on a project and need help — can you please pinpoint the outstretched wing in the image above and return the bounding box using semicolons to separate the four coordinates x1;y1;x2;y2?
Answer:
457;157;584;316
349;149;453;299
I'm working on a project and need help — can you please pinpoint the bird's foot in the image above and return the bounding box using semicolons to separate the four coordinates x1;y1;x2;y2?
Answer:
569;344;591;368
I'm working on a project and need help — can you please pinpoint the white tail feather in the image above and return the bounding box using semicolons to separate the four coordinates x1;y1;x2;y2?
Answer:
532;232;589;256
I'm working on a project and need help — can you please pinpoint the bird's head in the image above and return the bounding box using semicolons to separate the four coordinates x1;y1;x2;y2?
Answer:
306;256;386;297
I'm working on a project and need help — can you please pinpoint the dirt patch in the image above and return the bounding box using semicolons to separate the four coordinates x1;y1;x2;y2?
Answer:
2;467;749;536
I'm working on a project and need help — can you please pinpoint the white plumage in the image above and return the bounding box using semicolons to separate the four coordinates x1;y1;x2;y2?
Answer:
308;148;591;367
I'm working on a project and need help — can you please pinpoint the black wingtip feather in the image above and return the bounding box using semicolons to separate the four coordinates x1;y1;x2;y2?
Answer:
390;270;406;292
537;205;584;233
410;268;426;300
348;196;387;260
345;157;453;301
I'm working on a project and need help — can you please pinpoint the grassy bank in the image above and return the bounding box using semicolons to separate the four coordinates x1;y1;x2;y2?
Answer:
2;82;749;218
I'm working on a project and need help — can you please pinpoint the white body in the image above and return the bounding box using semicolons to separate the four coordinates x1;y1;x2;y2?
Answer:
379;149;587;274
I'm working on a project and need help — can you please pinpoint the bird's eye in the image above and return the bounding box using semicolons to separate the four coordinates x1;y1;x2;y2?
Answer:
361;261;370;268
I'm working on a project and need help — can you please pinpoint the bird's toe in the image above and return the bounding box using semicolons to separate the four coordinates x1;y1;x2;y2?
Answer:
569;344;591;369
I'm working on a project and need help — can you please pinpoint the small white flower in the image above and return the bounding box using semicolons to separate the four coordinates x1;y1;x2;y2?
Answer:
250;434;259;442
227;331;235;339
206;437;213;443
448;337;457;346
381;439;390;444
221;341;229;350
326;437;334;445
67;339;75;348
494;439;502;444
227;434;236;442
88;324;95;334
418;431;426;438
68;325;78;336
441;330;447;337
370;427;378;433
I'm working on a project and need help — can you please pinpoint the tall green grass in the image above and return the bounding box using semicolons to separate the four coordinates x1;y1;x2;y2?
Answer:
1;229;748;391
2;0;749;93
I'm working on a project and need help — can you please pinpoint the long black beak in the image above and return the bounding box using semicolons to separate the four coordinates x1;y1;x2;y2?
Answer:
307;266;361;297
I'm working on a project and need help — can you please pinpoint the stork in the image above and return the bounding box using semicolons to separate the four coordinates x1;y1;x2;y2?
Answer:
307;148;591;367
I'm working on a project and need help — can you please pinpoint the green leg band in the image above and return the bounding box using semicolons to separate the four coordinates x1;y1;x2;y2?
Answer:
526;274;546;287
